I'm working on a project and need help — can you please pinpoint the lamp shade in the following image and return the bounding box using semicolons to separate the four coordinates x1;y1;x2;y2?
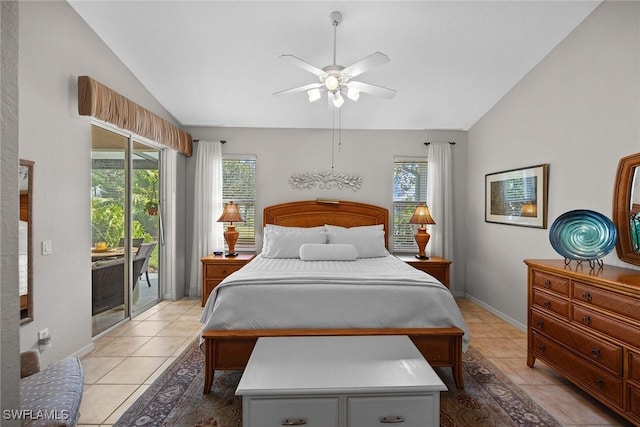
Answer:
520;202;537;217
409;204;436;226
217;201;243;223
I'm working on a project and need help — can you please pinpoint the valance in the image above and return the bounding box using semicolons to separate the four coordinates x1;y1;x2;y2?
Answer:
78;76;192;156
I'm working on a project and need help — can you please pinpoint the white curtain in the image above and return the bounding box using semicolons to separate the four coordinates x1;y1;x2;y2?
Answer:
427;142;454;267
188;141;224;298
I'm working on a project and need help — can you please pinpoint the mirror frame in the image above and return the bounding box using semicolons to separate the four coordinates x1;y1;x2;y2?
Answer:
19;159;34;324
613;152;640;266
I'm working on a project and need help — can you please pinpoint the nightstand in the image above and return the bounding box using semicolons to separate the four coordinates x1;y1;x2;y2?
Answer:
396;254;452;289
201;253;255;306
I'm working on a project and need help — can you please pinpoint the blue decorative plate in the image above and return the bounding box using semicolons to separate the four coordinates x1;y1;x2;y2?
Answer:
549;210;617;261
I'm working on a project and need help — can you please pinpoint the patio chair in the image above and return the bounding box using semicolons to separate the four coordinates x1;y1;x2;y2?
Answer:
135;241;157;287
117;237;144;248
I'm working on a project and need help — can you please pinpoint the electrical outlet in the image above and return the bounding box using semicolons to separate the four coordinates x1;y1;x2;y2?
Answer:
38;328;49;340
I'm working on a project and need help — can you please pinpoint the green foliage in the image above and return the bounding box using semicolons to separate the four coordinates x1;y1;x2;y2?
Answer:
91;168;159;269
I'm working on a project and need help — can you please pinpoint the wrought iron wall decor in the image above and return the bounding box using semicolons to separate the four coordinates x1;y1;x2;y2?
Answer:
289;171;362;191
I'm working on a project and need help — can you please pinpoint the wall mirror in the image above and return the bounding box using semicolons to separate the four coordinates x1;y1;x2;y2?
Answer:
19;159;33;324
613;152;640;266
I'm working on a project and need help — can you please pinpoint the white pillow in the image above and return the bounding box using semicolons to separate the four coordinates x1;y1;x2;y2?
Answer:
262;231;327;258
299;243;358;261
264;224;326;234
325;224;387;258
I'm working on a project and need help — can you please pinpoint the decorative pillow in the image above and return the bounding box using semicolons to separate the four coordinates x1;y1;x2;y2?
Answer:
325;224;387;258
299;243;358;261
262;231;327;258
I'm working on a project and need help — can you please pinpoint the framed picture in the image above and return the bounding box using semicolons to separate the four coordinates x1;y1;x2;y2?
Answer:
485;164;549;228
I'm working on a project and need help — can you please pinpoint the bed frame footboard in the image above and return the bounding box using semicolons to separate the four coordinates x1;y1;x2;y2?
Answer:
202;327;464;394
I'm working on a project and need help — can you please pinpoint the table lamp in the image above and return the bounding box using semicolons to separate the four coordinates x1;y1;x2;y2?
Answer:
217;201;244;257
409;204;436;259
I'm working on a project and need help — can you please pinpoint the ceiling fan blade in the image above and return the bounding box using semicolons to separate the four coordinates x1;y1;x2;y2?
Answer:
273;83;323;97
280;54;326;77
347;81;397;99
342;52;390;78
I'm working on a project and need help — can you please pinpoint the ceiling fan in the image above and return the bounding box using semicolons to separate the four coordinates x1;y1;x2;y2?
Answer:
274;11;397;108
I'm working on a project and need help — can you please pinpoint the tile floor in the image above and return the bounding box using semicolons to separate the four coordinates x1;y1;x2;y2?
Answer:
77;297;633;426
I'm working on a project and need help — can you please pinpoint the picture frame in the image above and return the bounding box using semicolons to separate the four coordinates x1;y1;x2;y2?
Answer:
485;163;549;228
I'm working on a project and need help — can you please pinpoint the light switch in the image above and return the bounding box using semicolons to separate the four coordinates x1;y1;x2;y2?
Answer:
42;240;52;255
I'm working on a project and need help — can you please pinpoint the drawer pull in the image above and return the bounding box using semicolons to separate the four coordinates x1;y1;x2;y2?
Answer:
281;418;307;426
594;377;604;389
582;315;591;325
544;279;552;288
536;319;544;329
543;300;551;309
538;343;546;352
380;416;405;424
582;292;592;302
592;347;601;358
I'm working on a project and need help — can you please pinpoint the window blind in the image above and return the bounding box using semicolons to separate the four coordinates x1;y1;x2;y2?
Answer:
223;157;256;250
393;159;428;252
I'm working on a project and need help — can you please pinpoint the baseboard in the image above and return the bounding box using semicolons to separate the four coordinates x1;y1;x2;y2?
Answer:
71;342;95;359
463;293;526;332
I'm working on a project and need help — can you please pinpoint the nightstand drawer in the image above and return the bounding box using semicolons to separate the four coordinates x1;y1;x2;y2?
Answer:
205;263;243;279
396;255;451;289
201;253;255;306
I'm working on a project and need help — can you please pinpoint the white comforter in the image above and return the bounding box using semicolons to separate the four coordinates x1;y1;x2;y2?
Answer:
200;254;470;351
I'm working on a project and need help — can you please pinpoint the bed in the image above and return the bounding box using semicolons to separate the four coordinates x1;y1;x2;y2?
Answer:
200;200;469;394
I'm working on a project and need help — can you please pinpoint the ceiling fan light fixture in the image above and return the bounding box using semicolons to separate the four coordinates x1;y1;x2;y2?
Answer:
332;91;345;108
325;75;340;91
307;88;322;102
347;87;360;102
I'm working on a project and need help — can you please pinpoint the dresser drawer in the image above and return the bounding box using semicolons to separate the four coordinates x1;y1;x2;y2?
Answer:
573;281;640;322
572;305;640;349
532;289;569;319
348;395;439;427
629;384;640;421
531;310;622;375
630;351;640;385
245;397;339;427
205;263;243;279
533;334;623;407
532;270;569;296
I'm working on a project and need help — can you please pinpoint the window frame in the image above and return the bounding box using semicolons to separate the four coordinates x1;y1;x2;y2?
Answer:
222;155;257;251
392;156;428;253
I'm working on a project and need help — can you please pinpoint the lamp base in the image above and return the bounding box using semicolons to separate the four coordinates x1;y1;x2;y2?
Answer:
415;254;430;260
226;252;238;257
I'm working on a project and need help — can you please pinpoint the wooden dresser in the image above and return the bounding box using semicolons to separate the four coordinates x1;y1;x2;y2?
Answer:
525;259;640;425
201;253;255;306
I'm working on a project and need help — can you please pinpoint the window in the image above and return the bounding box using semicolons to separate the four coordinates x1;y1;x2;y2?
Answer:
223;156;257;251
393;158;428;252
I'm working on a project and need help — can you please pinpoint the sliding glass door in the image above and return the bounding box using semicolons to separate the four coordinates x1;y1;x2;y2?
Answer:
90;125;162;336
131;142;161;314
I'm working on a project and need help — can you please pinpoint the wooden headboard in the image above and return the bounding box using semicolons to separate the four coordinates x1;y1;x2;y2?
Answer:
263;200;389;247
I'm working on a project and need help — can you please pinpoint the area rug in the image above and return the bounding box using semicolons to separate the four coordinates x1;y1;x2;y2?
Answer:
114;340;561;427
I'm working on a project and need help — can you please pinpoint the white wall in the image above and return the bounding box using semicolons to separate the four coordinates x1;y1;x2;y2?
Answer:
18;1;186;365
185;126;469;295
466;1;640;328
1;2;21;421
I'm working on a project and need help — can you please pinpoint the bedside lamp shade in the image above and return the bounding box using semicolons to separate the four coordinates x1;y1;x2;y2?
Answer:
217;201;244;257
409;204;436;259
520;201;537;217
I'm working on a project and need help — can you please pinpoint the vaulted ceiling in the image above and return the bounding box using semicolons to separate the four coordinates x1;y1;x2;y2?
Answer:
69;1;600;130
